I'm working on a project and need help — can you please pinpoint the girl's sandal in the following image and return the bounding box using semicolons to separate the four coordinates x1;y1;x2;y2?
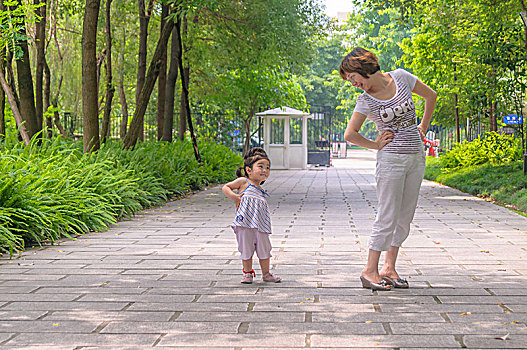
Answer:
241;269;256;284
262;272;281;283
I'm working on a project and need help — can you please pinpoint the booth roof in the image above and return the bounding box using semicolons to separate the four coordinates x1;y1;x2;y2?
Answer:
255;106;312;117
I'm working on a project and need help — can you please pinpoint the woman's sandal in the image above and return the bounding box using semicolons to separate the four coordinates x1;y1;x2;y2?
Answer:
360;276;391;291
381;275;409;288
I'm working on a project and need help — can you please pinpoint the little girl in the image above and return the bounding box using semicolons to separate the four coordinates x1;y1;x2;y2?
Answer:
222;147;281;284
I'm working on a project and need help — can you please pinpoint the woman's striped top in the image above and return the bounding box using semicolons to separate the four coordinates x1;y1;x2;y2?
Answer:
354;69;424;154
232;180;272;234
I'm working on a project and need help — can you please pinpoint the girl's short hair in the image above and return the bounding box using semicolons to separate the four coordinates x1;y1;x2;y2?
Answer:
236;147;270;180
339;47;380;80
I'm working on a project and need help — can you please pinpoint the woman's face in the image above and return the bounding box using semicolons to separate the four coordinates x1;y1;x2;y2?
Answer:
345;72;368;91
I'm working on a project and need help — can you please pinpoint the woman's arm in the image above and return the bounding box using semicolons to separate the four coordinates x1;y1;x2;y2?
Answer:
412;79;437;139
344;112;394;150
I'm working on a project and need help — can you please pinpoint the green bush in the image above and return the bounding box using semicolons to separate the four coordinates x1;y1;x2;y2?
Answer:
425;158;527;213
0;137;241;256
438;132;521;170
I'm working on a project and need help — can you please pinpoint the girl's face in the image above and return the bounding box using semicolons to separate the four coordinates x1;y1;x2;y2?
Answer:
345;72;368;91
246;159;270;183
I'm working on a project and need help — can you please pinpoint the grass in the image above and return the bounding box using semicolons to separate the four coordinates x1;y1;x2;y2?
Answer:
425;157;527;213
0;137;241;256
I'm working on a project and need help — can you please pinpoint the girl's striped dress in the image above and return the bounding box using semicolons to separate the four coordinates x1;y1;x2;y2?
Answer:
232;180;271;234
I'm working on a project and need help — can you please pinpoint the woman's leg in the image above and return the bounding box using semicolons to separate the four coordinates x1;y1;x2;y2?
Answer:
380;246;399;278
381;153;425;280
361;249;382;282
391;153;425;248
383;153;425;278
370;153;406;252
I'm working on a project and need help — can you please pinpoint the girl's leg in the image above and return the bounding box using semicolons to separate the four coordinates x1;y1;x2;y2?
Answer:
361;249;382;282
255;232;272;276
242;259;253;273
235;227;256;275
258;258;270;276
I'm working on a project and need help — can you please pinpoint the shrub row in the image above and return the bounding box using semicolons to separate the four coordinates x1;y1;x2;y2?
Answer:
437;131;521;170
440;132;521;171
0;137;241;256
425;131;526;213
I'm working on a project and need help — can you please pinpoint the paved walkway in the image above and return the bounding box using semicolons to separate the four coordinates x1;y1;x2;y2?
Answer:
1;149;527;349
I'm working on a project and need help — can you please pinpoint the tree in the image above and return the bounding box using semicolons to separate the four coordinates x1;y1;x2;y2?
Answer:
135;0;154;141
101;0;115;143
157;2;169;140
123;9;175;149
81;0;101;152
358;0;526;139
0;0;42;142
34;0;47;132
186;0;327;152
12;0;39;138
0;46;5;140
162;22;179;142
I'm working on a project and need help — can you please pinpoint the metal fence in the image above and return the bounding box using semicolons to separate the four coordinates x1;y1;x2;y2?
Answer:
60;110;265;152
59;109;519;155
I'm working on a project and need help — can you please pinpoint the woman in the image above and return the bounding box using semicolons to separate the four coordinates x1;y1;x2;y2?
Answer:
340;47;437;291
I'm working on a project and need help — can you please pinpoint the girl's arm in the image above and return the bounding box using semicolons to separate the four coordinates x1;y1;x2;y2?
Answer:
222;177;246;209
344;112;394;150
412;79;437;140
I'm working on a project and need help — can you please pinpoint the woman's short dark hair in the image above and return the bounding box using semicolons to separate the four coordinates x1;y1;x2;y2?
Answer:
236;147;270;180
339;47;380;80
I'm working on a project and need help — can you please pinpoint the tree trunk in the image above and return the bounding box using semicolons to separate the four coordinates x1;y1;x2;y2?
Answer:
243;107;256;153
455;92;460;143
178;66;188;141
123;16;174;149
49;61;68;139
175;17;201;162
0;2;4;139
118;15;128;139
0;57;5;140
101;0;115;143
118;80;128;139
453;62;460;143
13;0;38;139
157;4;169;141
0;84;4;140
489;70;498;132
35;0;47;131
53;109;68;137
5;53;20;115
82;0;101;152
44;58;53;138
49;0;66;137
177;16;188;141
136;0;154;141
162;23;180;142
0;70;31;144
490;100;498;132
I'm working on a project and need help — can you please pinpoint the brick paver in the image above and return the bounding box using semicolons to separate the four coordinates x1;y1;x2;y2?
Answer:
1;149;526;349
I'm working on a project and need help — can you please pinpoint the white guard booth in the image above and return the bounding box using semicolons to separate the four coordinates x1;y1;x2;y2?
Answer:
256;106;313;170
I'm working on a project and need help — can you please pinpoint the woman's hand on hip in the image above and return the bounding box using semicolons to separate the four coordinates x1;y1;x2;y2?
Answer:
375;130;394;150
417;124;426;141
